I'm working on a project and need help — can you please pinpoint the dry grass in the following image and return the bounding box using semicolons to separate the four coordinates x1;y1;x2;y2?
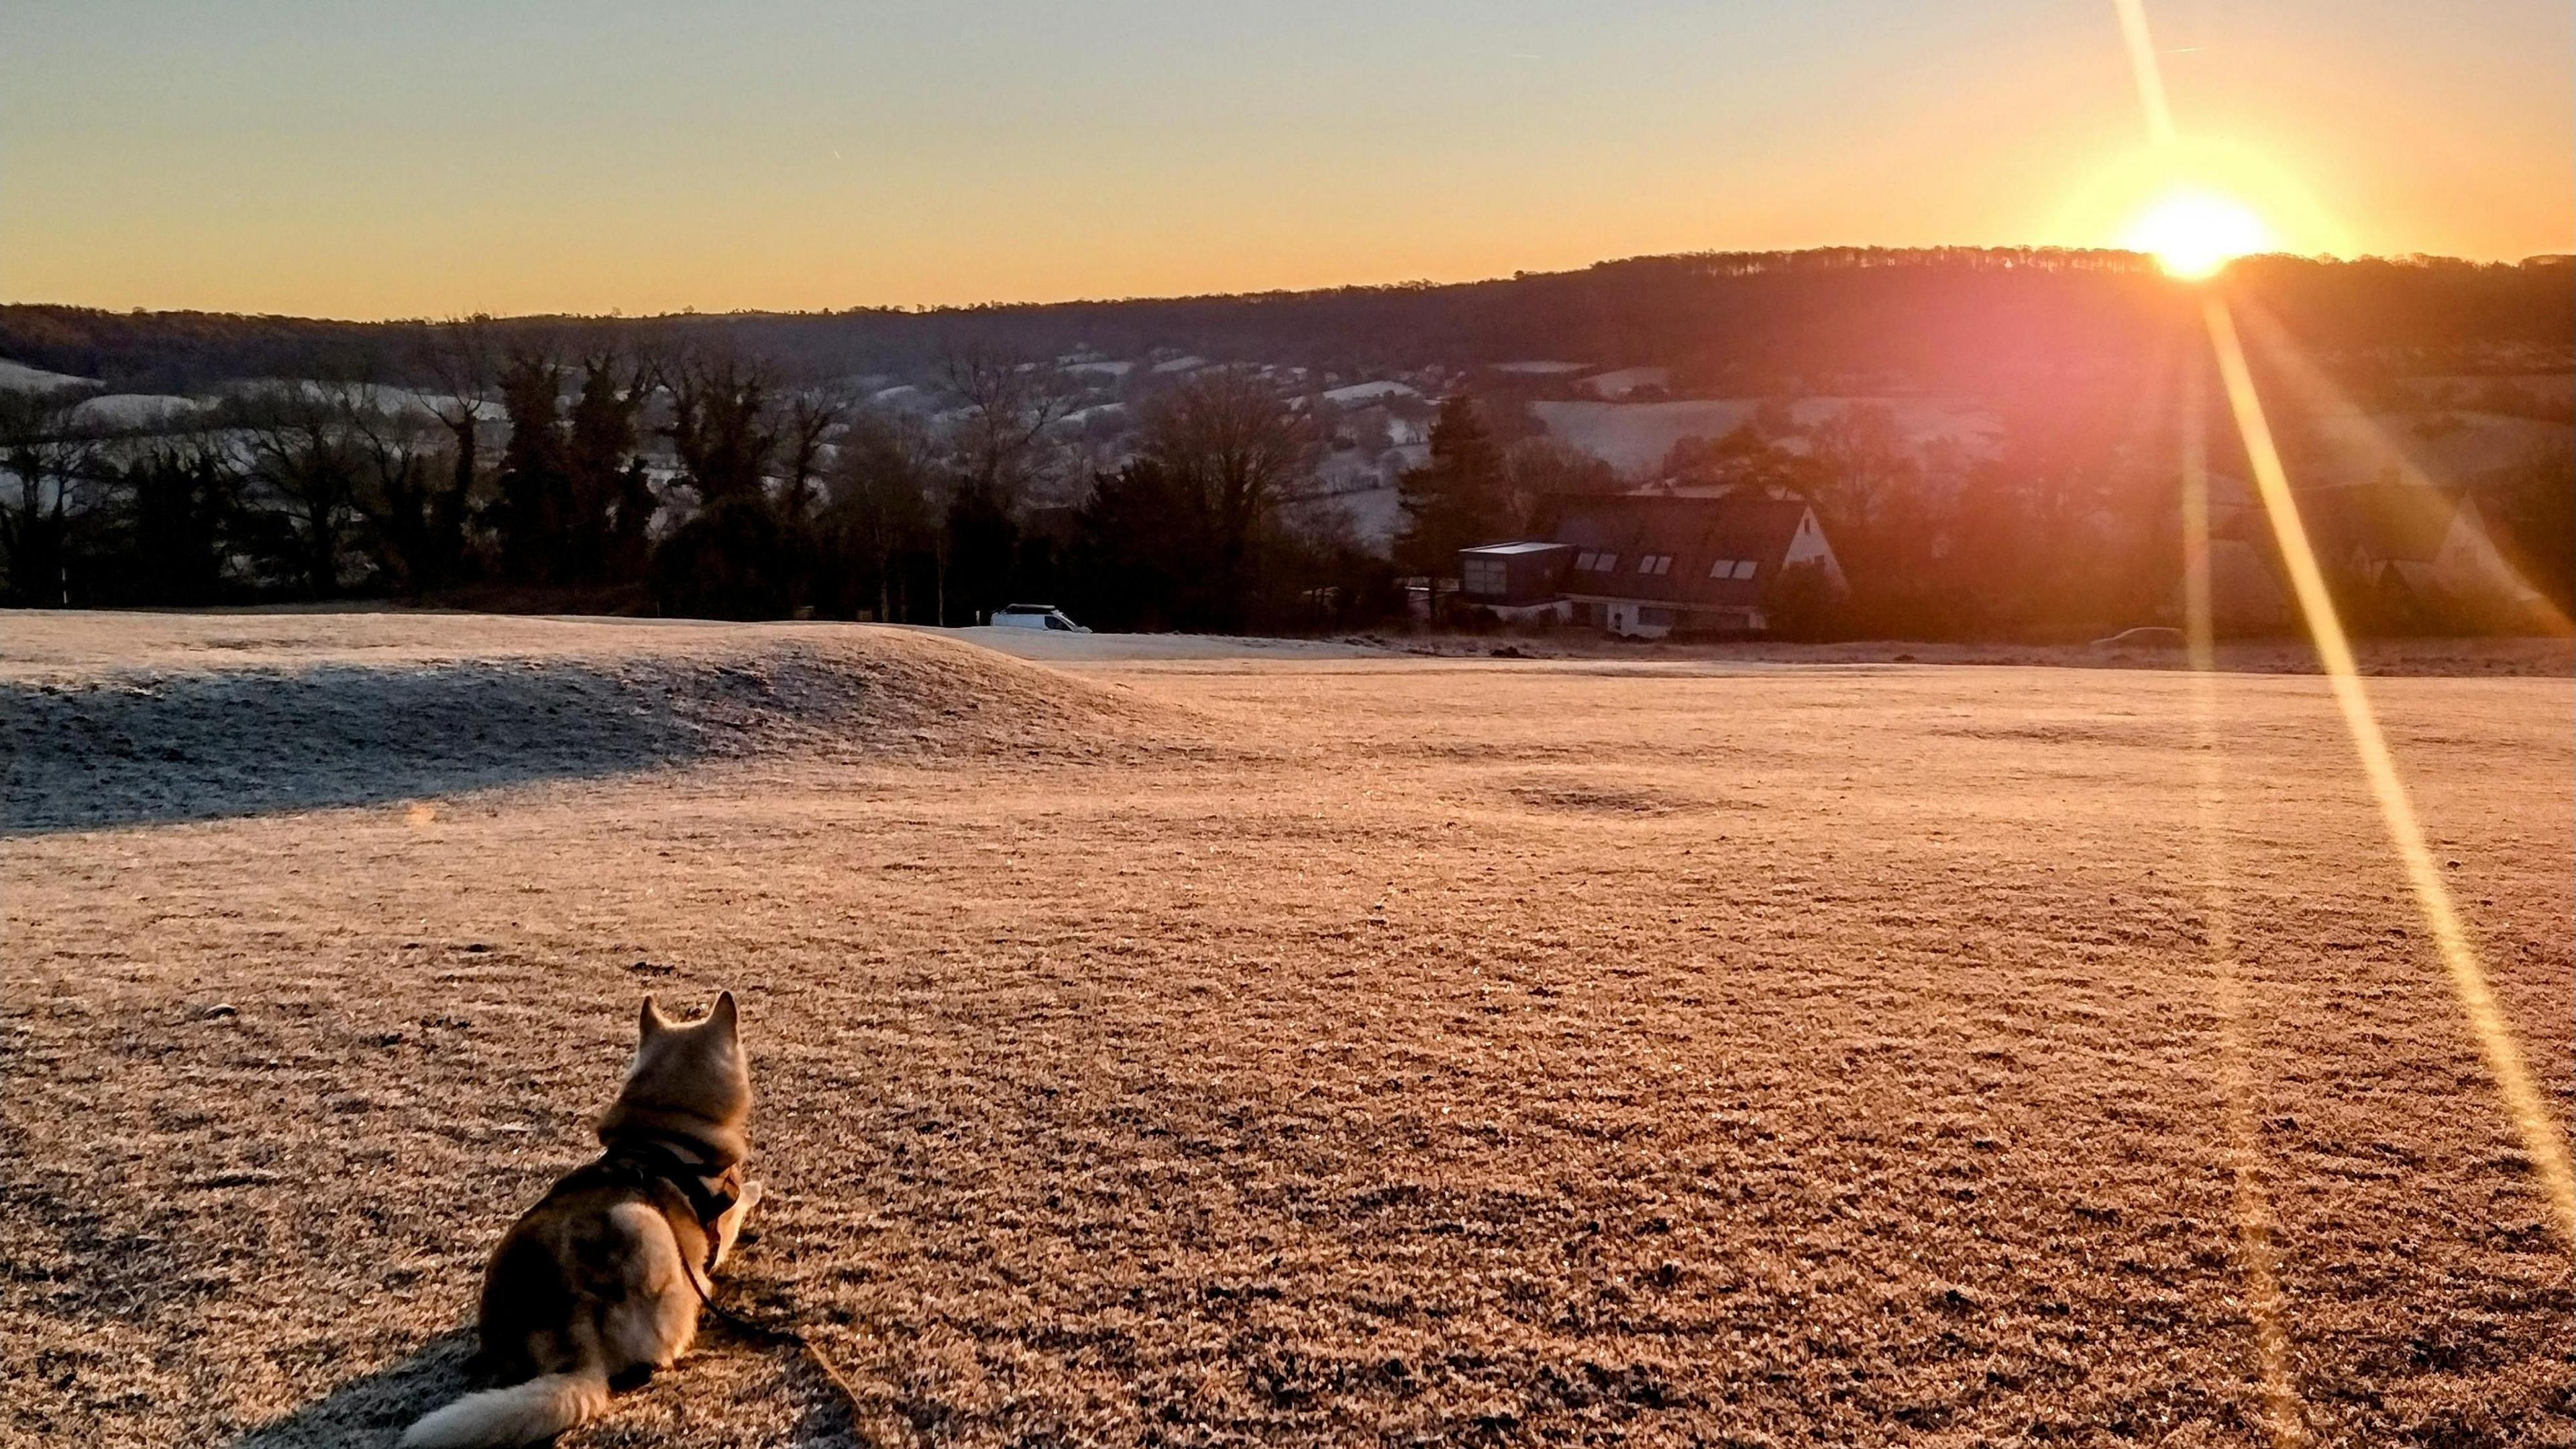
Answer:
3;613;2569;1447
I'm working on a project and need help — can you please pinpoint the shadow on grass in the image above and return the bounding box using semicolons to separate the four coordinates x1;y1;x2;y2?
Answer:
223;1316;885;1448
2;662;710;835
781;1342;883;1449
231;1331;474;1448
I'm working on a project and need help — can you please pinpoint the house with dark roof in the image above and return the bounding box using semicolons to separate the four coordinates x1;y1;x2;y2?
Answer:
2298;483;2541;619
2190;474;2293;632
1454;540;1575;622
2190;478;2545;631
1458;492;1845;637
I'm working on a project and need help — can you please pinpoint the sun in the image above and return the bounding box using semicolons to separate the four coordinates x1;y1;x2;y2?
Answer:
2122;189;2273;279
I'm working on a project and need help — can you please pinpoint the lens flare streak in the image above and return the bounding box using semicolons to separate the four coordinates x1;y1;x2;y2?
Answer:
2179;383;2309;1448
2202;297;2576;1252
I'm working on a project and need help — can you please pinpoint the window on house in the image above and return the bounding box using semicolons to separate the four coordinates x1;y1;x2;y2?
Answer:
1732;560;1759;580
1462;558;1505;594
1708;558;1739;579
1638;554;1672;576
1575;551;1618;573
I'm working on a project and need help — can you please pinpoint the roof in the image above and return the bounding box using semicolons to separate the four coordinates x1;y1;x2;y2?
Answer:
1461;541;1572;557
2297;484;2473;566
1540;493;1821;608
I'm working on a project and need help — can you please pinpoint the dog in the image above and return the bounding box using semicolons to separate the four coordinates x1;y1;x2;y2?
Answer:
402;992;762;1448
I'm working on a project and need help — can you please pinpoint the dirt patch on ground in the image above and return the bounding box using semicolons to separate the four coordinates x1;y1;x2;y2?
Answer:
3;619;2569;1447
2;614;1175;832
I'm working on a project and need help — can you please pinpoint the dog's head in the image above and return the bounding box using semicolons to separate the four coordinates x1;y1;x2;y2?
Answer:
610;991;752;1144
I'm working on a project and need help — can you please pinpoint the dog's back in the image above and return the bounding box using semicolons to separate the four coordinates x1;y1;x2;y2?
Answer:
402;993;753;1449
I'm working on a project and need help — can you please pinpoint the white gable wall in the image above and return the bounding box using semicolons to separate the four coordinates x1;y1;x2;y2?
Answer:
1781;507;1847;590
2434;497;2542;603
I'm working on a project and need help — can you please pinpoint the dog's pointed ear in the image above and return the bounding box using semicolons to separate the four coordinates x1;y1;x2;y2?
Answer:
639;995;664;1041
708;990;738;1037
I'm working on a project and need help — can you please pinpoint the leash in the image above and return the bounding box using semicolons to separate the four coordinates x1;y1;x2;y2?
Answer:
680;1242;883;1440
602;1136;887;1439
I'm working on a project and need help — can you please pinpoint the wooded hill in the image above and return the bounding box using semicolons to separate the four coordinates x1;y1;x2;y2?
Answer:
5;248;2569;396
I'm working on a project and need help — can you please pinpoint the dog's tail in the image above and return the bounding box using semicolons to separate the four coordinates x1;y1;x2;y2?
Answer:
398;1369;610;1449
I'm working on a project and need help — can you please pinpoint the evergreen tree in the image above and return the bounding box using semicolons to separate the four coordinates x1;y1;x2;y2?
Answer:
1069;458;1208;630
1394;394;1506;577
564;358;649;582
820;411;939;622
119;444;241;604
492;354;570;584
606;458;658;585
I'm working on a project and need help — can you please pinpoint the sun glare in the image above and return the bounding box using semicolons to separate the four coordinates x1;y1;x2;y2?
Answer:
2125;191;2273;278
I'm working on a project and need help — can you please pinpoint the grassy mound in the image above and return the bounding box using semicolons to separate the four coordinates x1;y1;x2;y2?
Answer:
1;614;1166;832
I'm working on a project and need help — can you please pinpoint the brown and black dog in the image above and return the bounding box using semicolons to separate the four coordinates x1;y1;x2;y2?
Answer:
402;993;762;1448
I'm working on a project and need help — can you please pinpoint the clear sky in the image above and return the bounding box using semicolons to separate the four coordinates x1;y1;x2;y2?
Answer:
3;0;2567;319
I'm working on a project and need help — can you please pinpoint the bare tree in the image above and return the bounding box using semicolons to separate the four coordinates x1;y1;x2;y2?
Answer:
778;386;850;524
346;388;443;590
1138;368;1314;628
663;349;780;506
237;383;366;597
940;345;1075;504
0;386;103;605
1499;436;1617;531
1807;402;1916;535
416;317;500;582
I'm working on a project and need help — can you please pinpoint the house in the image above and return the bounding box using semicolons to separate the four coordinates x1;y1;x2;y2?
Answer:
2297;483;2544;622
1455;541;1574;622
2192;474;2294;632
1458;492;1845;638
2182;477;2546;633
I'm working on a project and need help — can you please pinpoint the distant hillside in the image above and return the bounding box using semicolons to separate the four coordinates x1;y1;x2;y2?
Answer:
5;248;2569;395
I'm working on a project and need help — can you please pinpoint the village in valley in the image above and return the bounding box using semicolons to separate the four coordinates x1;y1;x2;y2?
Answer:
4;253;2567;647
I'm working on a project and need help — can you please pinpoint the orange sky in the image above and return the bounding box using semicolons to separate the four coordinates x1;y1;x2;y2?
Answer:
4;1;2568;320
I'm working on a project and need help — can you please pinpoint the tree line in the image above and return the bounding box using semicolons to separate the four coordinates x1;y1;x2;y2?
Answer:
0;335;1412;632
4;319;2567;639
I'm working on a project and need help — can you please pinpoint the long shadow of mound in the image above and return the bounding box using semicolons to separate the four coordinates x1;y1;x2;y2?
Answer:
3;661;716;834
230;1332;473;1448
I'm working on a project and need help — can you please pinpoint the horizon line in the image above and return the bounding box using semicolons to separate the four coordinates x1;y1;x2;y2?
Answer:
5;244;2569;331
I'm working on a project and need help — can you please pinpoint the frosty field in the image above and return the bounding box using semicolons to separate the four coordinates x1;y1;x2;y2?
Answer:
3;614;2569;1447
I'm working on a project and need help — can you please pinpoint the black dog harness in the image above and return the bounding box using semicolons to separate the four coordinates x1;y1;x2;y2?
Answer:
588;1134;875;1429
596;1135;740;1270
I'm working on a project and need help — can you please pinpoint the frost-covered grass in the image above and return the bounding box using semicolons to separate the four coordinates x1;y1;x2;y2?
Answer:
0;358;97;392
5;615;2569;1446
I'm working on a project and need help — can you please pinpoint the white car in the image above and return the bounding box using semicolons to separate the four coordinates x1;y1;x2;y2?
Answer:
989;604;1091;633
